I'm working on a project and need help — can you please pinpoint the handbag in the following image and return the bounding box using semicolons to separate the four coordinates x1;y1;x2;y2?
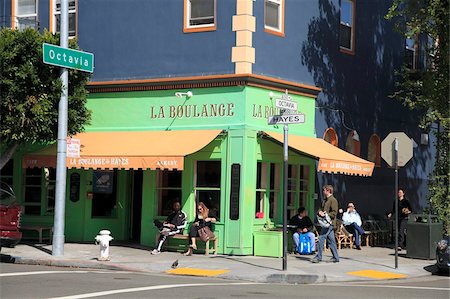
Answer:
198;226;215;242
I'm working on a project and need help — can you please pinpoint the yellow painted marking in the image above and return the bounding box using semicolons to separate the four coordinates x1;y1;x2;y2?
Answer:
166;268;230;277
347;269;408;279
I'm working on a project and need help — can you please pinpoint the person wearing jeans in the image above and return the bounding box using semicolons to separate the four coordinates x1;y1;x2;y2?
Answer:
289;207;316;253
342;202;365;250
311;185;340;263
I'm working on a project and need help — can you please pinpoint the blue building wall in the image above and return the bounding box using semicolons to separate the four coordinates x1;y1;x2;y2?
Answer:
77;0;235;81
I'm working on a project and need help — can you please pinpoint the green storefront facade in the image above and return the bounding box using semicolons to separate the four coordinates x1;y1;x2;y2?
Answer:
12;83;320;256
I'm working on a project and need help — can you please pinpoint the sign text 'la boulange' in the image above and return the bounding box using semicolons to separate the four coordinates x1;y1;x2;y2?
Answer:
150;103;294;119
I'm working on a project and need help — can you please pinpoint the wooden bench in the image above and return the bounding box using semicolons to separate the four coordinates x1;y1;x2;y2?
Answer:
21;226;53;243
155;232;218;255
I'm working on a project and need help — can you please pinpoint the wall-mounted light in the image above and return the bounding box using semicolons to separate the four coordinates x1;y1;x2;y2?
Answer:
351;130;360;141
175;91;193;99
420;133;429;145
269;91;275;99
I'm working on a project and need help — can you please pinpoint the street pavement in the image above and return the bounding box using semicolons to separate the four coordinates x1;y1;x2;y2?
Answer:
0;242;441;284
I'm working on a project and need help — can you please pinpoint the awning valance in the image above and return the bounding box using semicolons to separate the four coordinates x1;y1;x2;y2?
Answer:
264;132;374;176
23;130;223;170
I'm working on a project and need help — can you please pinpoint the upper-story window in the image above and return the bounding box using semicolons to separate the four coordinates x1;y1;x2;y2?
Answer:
184;0;216;33
264;0;284;36
345;131;360;156
53;0;77;38
323;128;338;146
367;134;381;167
340;0;355;54
405;34;418;69
14;0;38;30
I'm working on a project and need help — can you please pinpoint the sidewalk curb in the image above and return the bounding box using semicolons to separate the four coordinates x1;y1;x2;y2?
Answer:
12;256;147;273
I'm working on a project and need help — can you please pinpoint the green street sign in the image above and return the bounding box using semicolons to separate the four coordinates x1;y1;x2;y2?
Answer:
43;43;94;73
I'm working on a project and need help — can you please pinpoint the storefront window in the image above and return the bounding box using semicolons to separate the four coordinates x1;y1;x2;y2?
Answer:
287;164;310;220
23;167;56;215
287;164;297;220
156;169;182;216
0;159;14;186
195;161;221;217
256;162;280;219
91;170;117;217
255;162;267;218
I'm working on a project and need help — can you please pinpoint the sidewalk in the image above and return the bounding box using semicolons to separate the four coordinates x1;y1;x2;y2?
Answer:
0;242;438;284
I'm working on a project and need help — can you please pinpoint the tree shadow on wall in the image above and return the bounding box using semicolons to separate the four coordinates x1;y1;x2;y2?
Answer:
300;0;433;214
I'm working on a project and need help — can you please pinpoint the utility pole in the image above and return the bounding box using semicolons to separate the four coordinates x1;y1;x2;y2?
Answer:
52;0;69;256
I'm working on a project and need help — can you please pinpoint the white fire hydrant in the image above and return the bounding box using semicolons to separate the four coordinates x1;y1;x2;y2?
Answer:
95;230;113;261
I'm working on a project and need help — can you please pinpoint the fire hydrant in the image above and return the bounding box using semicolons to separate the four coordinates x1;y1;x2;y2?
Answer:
95;230;113;261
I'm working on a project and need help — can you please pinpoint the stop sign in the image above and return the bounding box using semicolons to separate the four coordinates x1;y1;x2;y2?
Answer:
381;132;413;167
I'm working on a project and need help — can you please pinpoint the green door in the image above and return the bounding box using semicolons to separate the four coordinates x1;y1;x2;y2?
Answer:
65;170;85;241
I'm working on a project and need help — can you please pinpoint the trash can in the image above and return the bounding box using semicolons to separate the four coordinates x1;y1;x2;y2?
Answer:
406;214;442;259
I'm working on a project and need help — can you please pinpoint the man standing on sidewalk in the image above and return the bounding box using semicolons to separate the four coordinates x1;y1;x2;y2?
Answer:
311;185;340;263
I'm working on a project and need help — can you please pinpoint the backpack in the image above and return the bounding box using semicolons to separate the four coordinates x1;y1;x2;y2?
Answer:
297;233;312;255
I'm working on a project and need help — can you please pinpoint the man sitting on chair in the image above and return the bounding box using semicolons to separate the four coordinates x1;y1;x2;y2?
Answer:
289;207;316;253
342;202;365;250
152;201;187;255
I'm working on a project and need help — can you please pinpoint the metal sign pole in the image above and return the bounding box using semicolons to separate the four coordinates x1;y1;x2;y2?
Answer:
282;124;288;271
394;137;399;269
52;0;69;256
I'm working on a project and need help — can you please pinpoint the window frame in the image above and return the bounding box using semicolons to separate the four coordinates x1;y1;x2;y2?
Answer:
194;160;221;219
367;134;381;167
264;0;285;37
184;0;216;33
255;161;280;220
13;0;38;30
345;131;361;156
155;169;182;217
323;128;339;146
404;33;418;70
51;0;78;38
23;167;56;216
339;0;355;55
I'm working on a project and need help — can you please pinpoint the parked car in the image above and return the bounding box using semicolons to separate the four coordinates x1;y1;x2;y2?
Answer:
436;236;449;274
0;182;22;249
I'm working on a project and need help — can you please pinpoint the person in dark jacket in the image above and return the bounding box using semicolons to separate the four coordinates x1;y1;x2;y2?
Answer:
311;185;340;263
289;207;316;253
184;202;217;256
388;188;412;250
152;201;187;255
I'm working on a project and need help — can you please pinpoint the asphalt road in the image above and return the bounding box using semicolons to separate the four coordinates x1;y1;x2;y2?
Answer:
0;264;449;299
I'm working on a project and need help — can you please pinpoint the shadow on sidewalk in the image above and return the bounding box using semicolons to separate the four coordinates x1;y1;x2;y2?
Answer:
211;256;281;271
0;253;16;263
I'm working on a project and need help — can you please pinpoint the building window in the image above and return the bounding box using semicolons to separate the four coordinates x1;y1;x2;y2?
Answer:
255;162;280;219
195;161;221;217
405;34;418;69
184;0;216;33
323;128;338;146
340;0;355;53
14;0;38;30
345;131;361;156
287;164;310;220
23;167;55;215
0;159;14;187
367;134;381;167
91;170;117;217
264;0;284;36
53;0;77;37
156;169;182;216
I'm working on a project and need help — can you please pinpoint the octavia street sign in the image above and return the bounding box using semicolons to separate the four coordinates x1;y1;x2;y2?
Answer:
268;114;305;125
43;43;94;73
275;98;298;111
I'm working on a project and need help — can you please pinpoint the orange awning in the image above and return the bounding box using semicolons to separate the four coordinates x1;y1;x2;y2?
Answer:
23;130;223;170
264;132;374;176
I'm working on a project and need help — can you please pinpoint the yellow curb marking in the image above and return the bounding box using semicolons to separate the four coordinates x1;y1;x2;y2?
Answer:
166;268;230;277
347;269;408;279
